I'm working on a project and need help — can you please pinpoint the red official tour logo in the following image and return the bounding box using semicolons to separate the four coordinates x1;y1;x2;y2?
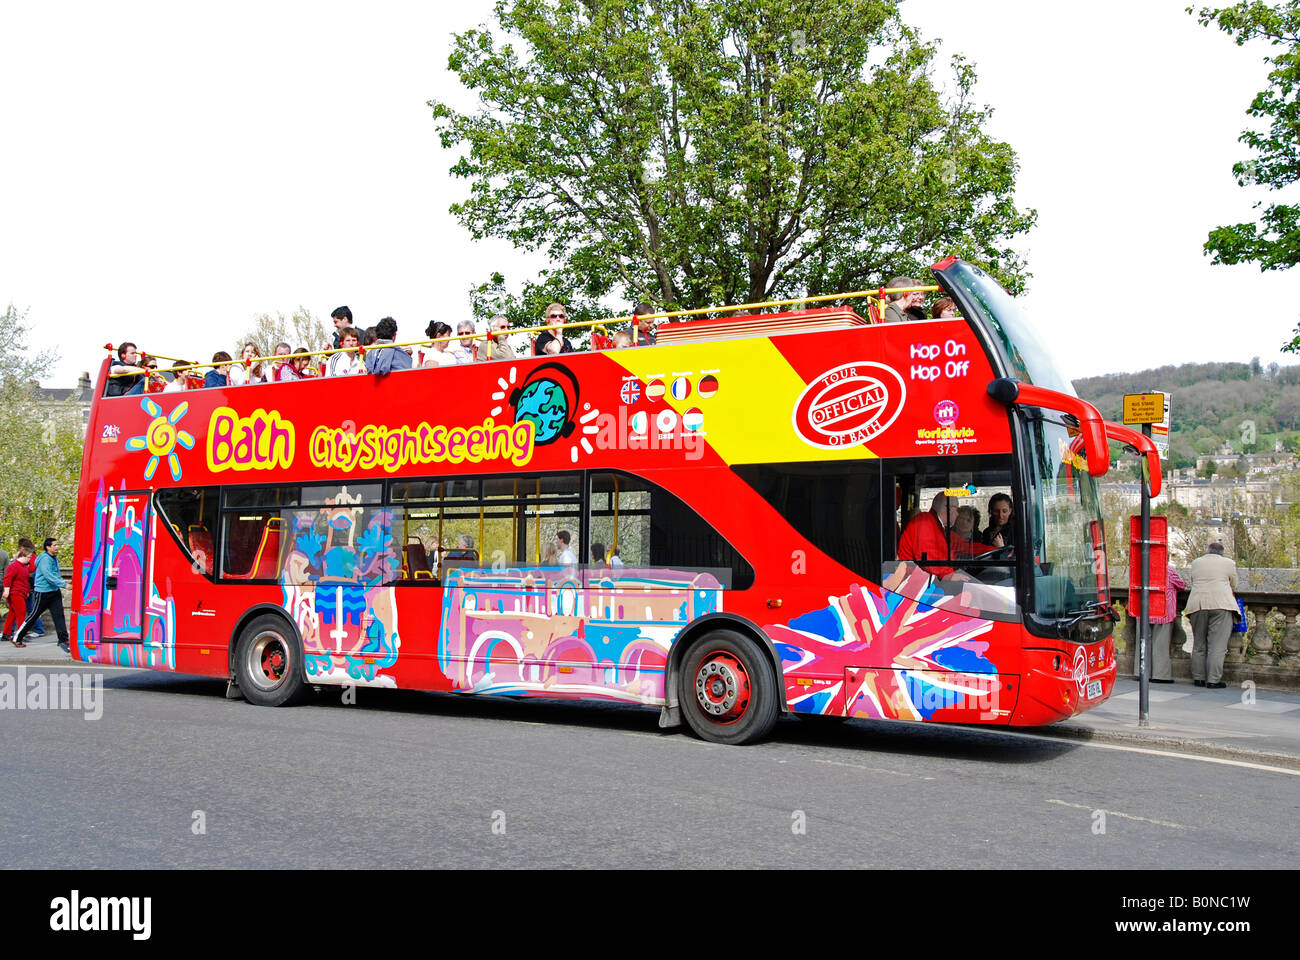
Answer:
792;362;906;449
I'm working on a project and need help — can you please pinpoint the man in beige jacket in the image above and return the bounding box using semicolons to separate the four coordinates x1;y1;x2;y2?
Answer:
1184;542;1239;688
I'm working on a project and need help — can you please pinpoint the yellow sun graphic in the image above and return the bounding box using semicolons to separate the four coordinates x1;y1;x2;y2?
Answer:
125;399;195;481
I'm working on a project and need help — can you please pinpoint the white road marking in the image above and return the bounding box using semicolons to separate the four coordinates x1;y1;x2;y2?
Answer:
996;728;1300;777
1046;798;1184;829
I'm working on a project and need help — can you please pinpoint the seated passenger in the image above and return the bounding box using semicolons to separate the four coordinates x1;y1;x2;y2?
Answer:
612;330;633;348
141;355;165;391
898;492;1001;580
931;297;957;319
534;303;573;356
271;342;295;382
476;314;514;362
883;279;918;324
422;321;460;367
291;345;314;378
444;534;476;561
163;361;191;393
204;351;233;389
106;342;147;396
229;342;264;385
327;327;364;376
590;542;607;565
449;321;477;365
631;302;657;346
982;493;1014;547
953;505;980;542
367;316;413;375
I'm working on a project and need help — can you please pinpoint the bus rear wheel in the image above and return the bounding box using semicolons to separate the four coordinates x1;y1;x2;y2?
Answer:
679;631;779;745
235;615;305;707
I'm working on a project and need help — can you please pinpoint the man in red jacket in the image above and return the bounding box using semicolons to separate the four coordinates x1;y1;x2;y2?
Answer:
899;492;1003;580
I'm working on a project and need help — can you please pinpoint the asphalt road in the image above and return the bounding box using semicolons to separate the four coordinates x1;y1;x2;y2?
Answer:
4;666;1298;869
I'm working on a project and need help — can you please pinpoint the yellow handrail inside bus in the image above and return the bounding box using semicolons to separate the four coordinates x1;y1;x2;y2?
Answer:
104;284;946;378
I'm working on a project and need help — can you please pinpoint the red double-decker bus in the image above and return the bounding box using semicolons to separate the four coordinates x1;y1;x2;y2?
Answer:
71;258;1148;744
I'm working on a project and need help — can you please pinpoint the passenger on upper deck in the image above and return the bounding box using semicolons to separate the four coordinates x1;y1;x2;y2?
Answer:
163;361;191;393
229;342;264;386
449;321;477;365
205;351;232;389
898;492;1002;580
422;321;459;367
535;303;574;356
884;278;920;324
330;306;353;350
612;330;632;348
931;298;957;319
631;302;657;346
368;317;413;375
106;342;147;397
327;327;364;376
271;342;294;382
477;315;514;362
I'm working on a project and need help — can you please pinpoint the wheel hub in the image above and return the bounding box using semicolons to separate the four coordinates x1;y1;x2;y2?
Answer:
695;653;750;721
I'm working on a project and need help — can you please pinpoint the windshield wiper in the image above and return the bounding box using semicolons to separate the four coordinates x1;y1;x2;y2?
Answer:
1056;600;1118;635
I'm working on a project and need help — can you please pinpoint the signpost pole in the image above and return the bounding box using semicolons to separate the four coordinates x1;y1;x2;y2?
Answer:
1138;421;1153;727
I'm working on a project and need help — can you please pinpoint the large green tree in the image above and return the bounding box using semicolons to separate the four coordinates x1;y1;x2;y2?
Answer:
0;304;83;551
432;0;1036;321
1190;4;1299;291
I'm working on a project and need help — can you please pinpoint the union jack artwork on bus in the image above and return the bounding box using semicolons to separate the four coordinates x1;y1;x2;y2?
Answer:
72;258;1131;743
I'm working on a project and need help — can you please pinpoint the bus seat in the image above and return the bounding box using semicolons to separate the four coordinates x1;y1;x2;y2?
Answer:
187;525;214;575
226;517;282;580
442;550;478;571
867;301;883;324
404;537;431;579
592;333;615;351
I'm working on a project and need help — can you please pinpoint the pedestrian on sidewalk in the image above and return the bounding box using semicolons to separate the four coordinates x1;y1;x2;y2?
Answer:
1185;542;1239;689
2;541;35;646
1150;565;1188;683
13;537;70;652
17;537;44;637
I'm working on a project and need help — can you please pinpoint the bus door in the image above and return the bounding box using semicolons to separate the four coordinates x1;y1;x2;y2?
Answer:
102;491;151;642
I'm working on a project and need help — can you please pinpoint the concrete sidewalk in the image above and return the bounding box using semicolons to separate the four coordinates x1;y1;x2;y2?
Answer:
4;640;1298;766
1043;676;1300;769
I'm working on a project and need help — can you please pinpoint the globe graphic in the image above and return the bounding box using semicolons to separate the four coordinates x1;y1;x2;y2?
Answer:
514;378;570;444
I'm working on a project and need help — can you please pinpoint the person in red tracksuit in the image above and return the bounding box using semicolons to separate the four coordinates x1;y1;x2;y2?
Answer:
2;544;34;646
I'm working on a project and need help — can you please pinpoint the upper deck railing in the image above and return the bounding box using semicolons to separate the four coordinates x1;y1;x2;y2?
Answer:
103;284;945;388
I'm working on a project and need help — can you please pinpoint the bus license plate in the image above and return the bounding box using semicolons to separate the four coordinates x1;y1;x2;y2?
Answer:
1085;680;1102;700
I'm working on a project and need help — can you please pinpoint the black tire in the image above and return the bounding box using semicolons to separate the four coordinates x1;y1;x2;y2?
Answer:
234;614;305;707
679;630;780;745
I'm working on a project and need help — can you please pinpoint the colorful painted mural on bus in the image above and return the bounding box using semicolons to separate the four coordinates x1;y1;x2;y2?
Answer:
76;479;177;670
279;489;401;686
438;566;723;703
767;567;1012;723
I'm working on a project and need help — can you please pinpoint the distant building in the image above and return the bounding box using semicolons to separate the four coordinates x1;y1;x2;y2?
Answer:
32;372;93;430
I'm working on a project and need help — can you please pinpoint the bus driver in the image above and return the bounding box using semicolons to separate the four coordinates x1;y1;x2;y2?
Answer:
898;492;1002;581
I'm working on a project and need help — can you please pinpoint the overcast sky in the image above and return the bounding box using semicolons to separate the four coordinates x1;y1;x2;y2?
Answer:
1;0;1296;389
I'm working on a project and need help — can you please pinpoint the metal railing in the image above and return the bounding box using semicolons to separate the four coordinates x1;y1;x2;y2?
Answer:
103;284;947;383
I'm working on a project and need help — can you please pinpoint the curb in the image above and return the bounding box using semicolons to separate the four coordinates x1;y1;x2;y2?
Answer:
1028;721;1300;771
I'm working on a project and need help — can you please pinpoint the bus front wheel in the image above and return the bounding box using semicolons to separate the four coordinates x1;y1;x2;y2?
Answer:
234;615;305;707
679;631;779;745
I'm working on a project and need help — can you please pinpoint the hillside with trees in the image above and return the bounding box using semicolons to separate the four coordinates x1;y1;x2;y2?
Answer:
1074;360;1300;469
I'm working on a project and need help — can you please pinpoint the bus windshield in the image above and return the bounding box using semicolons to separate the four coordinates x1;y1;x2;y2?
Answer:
939;259;1072;394
1021;411;1110;635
